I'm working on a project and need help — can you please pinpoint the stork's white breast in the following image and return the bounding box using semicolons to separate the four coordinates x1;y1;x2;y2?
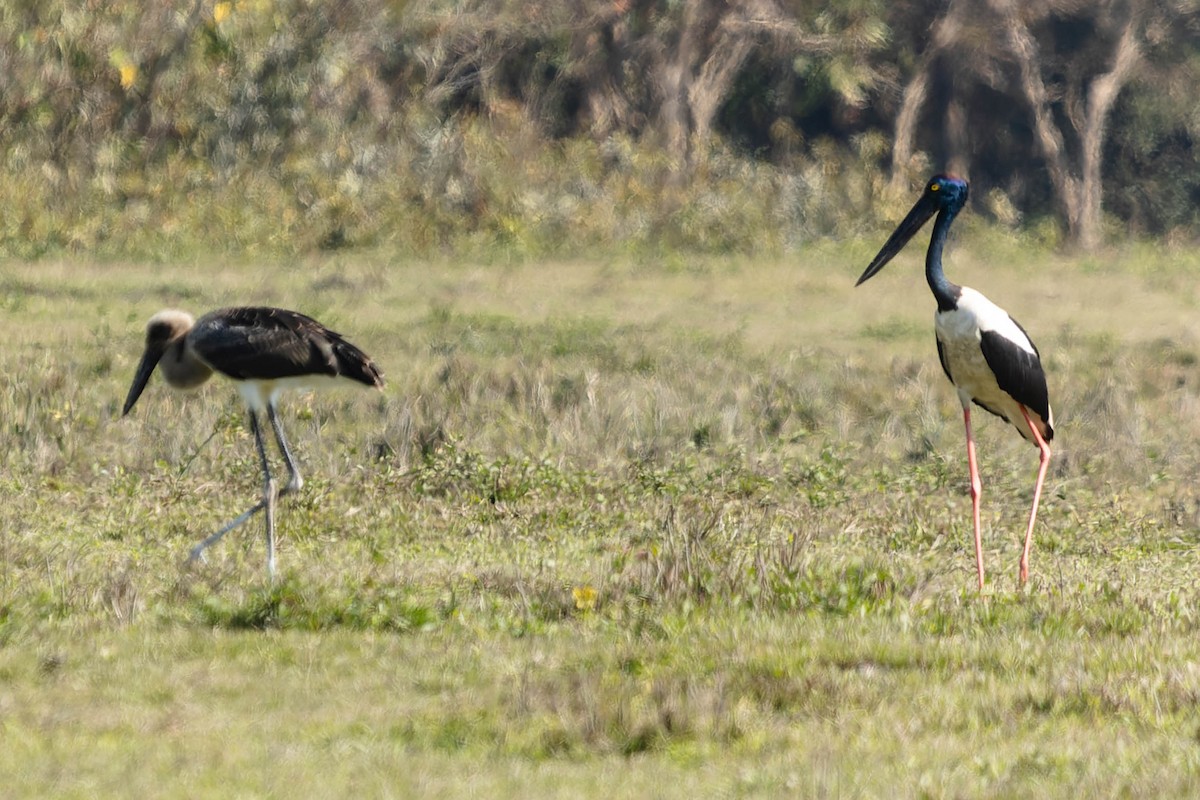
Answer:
935;287;1033;409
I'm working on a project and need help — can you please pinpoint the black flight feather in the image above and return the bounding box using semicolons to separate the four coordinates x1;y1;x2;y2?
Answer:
978;325;1053;441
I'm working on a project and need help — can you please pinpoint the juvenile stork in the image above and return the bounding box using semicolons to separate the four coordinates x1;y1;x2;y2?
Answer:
856;175;1053;589
123;306;384;578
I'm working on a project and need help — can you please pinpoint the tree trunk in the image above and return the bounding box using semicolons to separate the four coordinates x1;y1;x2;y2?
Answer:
944;91;969;178
994;0;1145;250
1077;15;1142;251
687;22;755;155
652;0;710;173
569;1;639;138
992;0;1082;241
889;0;969;192
650;0;844;178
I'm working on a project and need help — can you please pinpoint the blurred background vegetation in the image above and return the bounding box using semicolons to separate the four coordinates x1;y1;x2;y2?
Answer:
0;0;1195;260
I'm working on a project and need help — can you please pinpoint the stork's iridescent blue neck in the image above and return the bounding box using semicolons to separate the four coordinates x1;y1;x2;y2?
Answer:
854;173;970;305
926;204;963;313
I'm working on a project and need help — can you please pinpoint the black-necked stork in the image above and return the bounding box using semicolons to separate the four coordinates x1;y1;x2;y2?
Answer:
856;175;1053;589
122;306;384;578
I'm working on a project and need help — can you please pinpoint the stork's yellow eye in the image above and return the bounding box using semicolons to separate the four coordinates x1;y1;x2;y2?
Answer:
930;183;940;191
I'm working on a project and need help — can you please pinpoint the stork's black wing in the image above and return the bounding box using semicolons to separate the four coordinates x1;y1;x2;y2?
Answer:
979;319;1052;439
935;335;954;384
190;307;384;387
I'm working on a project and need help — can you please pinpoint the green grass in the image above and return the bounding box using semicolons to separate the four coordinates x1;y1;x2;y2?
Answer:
5;243;1200;796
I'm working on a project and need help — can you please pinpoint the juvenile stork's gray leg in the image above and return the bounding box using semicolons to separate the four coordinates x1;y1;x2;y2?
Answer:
264;475;278;579
267;403;303;496
251;411;279;580
186;500;266;564
186;410;279;580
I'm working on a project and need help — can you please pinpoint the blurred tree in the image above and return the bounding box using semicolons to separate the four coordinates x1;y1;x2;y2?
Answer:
888;0;974;189
421;0;886;174
994;0;1147;251
886;0;1195;249
1102;4;1200;237
641;0;886;175
0;0;1195;256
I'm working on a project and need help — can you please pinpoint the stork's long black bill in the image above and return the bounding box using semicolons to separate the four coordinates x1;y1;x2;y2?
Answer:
855;195;938;286
123;347;164;416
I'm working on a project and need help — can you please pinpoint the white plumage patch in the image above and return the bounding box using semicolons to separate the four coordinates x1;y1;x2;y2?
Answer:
935;287;1049;440
951;288;1036;353
235;375;348;412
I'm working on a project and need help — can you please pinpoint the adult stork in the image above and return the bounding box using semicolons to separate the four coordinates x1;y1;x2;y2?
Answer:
123;306;384;578
855;175;1053;589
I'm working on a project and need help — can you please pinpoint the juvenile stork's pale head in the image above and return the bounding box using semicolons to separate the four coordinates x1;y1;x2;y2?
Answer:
122;309;204;416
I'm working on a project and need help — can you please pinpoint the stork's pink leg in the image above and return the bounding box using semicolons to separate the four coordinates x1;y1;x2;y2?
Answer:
963;406;985;590
1018;405;1051;585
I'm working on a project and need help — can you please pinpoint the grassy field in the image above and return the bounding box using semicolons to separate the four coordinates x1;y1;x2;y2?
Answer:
5;240;1200;797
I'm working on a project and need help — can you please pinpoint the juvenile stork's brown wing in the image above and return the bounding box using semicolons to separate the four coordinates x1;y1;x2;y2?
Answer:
189;307;384;387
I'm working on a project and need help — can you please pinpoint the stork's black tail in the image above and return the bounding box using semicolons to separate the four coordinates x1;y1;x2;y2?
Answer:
330;334;384;389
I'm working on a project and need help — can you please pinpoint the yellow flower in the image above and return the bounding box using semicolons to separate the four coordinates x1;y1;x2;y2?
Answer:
572;585;597;612
213;2;232;23
119;63;137;90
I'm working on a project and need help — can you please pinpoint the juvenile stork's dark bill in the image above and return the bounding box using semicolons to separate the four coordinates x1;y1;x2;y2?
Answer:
123;306;384;578
856;175;1053;589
